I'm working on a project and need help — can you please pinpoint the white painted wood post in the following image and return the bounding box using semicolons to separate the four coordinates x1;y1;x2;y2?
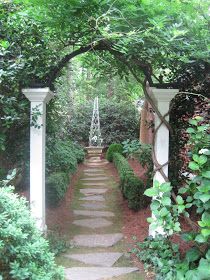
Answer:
149;88;179;236
22;88;54;231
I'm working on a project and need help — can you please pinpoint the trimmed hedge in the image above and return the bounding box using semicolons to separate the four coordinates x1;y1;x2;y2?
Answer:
106;143;123;162
0;186;64;280
113;152;150;210
46;172;69;207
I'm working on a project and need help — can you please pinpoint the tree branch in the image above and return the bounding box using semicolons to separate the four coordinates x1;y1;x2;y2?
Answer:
46;40;108;86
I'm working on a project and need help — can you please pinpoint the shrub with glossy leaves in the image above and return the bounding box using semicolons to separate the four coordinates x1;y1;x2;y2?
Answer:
0;186;64;280
47;139;85;174
46;172;69;207
106;143;123;162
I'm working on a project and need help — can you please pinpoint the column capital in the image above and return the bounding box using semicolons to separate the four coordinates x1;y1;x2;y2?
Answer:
22;87;54;103
150;87;179;103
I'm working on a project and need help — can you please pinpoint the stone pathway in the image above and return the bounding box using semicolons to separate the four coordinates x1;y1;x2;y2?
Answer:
63;155;142;280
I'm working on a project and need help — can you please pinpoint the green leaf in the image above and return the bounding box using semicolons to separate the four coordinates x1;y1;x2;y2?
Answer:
185;270;200;280
144;188;158;197
198;155;207;165
176;195;184;205
179;187;188;194
151;200;160;210
206;250;210;261
198;258;210;278
186;247;201;262
201;228;210;237
188;161;199;171
201;212;210;227
195;234;206;243
162;197;171;206
188;119;198;126
197;126;207;132
192;154;200;163
159;182;172;192
186;127;195;133
147;217;154;223
202;171;210;179
182;232;195;242
199;193;210;203
160;207;169;217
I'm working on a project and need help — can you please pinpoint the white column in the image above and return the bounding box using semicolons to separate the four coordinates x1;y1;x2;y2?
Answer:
22;88;54;231
149;87;179;236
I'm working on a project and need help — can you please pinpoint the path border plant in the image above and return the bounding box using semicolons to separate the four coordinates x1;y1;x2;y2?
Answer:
135;116;210;279
113;152;149;211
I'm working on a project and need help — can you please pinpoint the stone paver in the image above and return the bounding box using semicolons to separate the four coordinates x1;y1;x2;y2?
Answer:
73;233;123;247
65;267;139;280
82;182;107;186
84;169;104;172
64;252;123;267
73;218;112;229
79;195;105;202
84;173;105;176
81;177;110;181
73;210;114;217
80;188;108;196
80;202;107;210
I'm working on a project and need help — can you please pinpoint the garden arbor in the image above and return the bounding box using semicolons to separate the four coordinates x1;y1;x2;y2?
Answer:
23;86;178;232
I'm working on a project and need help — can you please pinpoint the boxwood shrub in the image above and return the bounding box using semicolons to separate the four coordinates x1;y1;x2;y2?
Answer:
113;152;150;210
0;186;64;280
46;172;69;207
106;143;123;162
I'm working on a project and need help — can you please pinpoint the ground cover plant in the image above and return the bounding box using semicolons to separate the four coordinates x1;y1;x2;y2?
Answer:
135;116;210;279
0;173;64;280
122;139;141;158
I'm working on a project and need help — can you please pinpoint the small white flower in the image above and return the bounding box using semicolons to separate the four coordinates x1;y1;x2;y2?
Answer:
199;148;209;154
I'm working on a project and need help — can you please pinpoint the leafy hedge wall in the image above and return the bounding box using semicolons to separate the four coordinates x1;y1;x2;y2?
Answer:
113;152;150;211
46;139;85;207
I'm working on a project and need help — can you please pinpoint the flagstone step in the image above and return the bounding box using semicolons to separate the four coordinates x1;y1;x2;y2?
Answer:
84;171;105;178
79;195;105;202
65;267;139;280
82;182;107;187
72;233;123;247
80;188;108;196
73;217;112;229
64;252;123;267
85;163;108;166
81;177;110;181
84;169;105;173
80;202;107;210
73;210;114;217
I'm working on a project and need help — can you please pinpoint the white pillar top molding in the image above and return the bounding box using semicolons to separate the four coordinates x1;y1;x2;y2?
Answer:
22;87;54;103
149;87;179;104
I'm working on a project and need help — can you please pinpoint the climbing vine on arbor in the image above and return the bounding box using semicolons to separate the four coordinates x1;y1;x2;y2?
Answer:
139;116;210;279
